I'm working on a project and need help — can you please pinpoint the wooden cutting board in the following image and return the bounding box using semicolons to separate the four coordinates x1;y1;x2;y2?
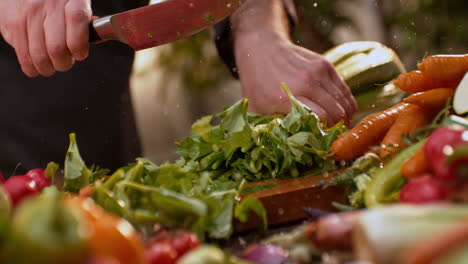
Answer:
234;173;346;232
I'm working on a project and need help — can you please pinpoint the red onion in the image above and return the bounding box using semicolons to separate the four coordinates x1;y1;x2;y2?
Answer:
242;244;288;264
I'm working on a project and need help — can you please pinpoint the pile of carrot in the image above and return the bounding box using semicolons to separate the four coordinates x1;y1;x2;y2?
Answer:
331;54;466;175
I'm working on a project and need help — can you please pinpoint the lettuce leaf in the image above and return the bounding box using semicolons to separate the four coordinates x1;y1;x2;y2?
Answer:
176;83;347;181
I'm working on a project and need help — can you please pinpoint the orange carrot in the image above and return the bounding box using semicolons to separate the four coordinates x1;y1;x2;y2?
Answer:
331;103;410;161
403;88;455;110
400;147;430;179
394;70;459;93
380;105;434;158
401;223;468;264
417;54;468;81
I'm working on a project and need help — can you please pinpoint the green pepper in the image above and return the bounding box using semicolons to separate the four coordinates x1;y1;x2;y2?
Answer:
0;184;11;256
2;187;88;264
365;139;426;208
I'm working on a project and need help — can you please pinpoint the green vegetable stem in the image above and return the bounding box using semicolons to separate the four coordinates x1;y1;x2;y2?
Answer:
365;139;427;208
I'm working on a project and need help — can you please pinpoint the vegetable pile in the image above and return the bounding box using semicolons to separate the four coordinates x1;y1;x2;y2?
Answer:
1;47;468;264
0;81;350;264
175;83;347;182
330;54;468;208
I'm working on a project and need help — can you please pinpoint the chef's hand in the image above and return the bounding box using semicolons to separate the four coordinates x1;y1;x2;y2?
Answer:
0;0;92;77
234;32;357;126
231;0;357;126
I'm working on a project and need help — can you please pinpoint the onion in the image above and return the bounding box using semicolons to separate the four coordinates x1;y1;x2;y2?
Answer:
242;244;289;264
303;208;332;220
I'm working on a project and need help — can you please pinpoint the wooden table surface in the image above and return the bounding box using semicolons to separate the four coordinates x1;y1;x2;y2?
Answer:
235;173;346;232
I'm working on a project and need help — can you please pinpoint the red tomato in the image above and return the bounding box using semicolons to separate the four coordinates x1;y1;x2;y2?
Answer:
3;175;39;207
146;241;178;264
25;168;50;189
400;175;448;204
0;171;5;183
425;126;468;183
171;231;200;257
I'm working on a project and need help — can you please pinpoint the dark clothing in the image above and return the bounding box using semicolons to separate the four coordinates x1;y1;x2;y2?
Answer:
0;2;146;176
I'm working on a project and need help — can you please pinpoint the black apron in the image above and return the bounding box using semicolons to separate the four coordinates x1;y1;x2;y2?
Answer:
0;1;147;177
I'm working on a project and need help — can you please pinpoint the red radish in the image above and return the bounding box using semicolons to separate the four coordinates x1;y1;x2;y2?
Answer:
170;231;200;257
425;125;468;183
400;175;448;204
146;241;178;264
3;175;40;207
0;172;5;183
25;168;50;189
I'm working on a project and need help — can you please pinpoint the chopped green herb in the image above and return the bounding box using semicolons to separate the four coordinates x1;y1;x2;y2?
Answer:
203;13;215;22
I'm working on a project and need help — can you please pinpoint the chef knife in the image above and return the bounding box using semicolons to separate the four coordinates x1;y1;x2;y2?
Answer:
89;0;245;50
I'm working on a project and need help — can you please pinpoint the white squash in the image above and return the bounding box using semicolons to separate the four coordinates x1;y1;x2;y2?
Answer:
454;72;468;115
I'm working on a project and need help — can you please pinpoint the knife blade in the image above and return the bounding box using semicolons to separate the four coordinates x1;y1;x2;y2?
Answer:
90;0;244;50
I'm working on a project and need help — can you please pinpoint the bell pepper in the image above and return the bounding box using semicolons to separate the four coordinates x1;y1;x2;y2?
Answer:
66;196;147;264
2;187;88;264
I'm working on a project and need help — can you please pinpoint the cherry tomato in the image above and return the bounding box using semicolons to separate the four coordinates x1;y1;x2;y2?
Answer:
400;175;448;204
171;231;200;257
146;241;178;264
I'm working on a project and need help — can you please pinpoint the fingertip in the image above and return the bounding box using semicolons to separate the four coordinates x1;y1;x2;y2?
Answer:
73;49;88;61
22;67;39;78
41;69;57;78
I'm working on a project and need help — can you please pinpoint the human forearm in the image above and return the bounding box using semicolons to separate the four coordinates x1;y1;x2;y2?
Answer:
230;0;291;39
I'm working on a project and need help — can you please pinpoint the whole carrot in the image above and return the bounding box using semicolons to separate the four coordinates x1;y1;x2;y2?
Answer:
417;54;468;81
403;88;455;110
394;70;459;93
331;103;410;161
380;105;434;158
401;223;468;264
400;147;430;179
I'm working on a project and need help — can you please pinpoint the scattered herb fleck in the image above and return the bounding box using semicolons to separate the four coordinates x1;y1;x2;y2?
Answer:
203;13;215;22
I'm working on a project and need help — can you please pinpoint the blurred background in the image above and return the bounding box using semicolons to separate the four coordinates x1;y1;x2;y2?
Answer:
130;0;468;163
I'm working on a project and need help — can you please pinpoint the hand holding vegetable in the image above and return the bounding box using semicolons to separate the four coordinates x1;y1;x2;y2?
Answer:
231;0;356;126
0;0;92;77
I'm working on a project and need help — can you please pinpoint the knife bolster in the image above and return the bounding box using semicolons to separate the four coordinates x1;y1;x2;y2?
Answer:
92;16;115;41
